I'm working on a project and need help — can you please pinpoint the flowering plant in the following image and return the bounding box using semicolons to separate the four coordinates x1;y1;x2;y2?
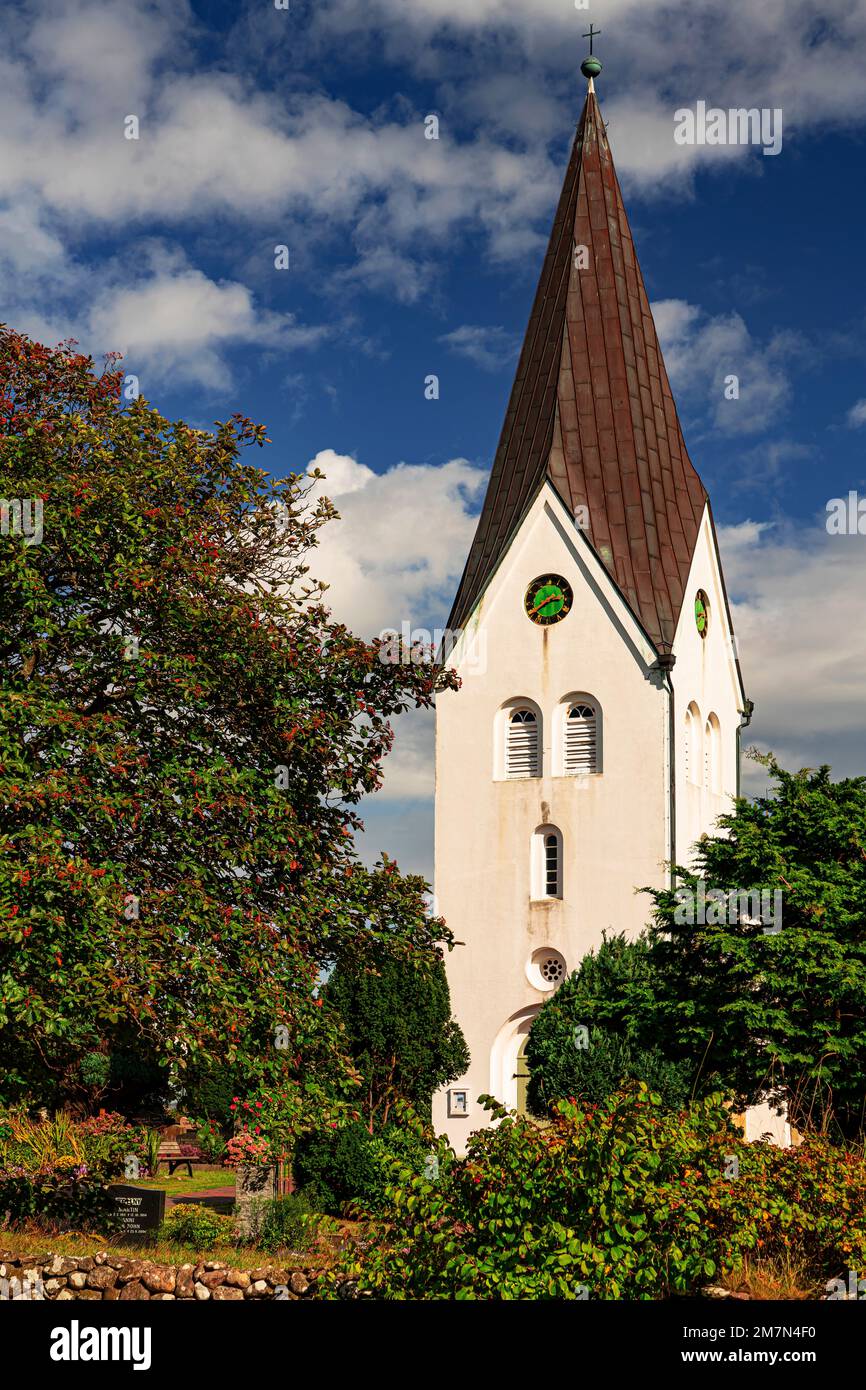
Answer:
225;1132;271;1166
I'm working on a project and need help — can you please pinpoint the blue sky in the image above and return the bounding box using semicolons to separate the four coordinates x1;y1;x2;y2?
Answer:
4;0;866;878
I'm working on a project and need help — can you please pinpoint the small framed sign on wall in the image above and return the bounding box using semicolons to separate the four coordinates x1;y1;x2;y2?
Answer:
447;1088;469;1118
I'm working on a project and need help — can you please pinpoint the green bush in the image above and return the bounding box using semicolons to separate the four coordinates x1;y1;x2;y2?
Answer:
526;936;696;1115
243;1193;317;1254
295;1120;432;1216
329;1088;866;1300
161;1203;236;1248
294;1122;377;1214
529;1025;694;1115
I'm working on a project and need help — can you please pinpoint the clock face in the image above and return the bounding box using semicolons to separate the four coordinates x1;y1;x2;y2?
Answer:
695;590;709;639
525;574;573;626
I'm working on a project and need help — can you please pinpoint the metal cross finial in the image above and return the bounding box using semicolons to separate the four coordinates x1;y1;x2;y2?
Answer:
583;24;601;55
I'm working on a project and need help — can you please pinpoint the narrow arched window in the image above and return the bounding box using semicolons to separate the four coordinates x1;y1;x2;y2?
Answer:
685;702;702;785
564;701;598;774
705;713;721;792
507;707;540;779
545;834;559;896
532;824;562;899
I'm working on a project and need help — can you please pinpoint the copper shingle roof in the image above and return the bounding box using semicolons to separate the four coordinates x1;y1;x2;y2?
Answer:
448;86;707;653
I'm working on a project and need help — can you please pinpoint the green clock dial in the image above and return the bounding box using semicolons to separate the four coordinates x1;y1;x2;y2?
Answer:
695;590;709;638
525;574;573;626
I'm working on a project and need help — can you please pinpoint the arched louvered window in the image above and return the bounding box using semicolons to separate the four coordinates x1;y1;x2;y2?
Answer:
564;702;598;775
545;834;559;896
506;707;540;779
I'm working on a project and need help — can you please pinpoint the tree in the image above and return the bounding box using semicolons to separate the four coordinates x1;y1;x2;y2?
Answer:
525;935;695;1116
644;755;866;1139
325;955;469;1128
0;327;458;1122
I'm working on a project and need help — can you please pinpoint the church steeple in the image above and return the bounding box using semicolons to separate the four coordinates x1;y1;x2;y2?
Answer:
449;52;707;654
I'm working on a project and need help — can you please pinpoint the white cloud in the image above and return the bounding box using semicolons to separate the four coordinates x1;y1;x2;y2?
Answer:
439;324;520;372
721;517;866;780
301;447;487;806
305;448;486;638
7;242;328;391
653;298;796;435
846;398;866;428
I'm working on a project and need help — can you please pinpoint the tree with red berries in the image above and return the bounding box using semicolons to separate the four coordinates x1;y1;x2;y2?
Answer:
0;327;458;1123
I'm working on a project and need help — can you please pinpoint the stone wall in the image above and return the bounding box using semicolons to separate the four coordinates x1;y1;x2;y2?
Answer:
0;1250;357;1300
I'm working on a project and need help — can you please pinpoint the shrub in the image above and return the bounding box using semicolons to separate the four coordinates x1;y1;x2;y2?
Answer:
295;1118;433;1216
194;1121;227;1164
0;1108;147;1229
294;1122;377;1214
161;1203;236;1248
329;1088;866;1300
529;1024;694;1116
243;1193;317;1254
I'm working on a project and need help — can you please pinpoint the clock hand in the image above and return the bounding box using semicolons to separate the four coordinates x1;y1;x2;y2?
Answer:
528;591;559;616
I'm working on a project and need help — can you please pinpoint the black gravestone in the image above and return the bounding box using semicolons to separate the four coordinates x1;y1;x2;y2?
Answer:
109;1184;166;1245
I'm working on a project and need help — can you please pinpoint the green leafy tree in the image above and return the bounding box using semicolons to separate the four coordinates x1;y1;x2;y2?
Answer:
645;755;866;1139
525;935;695;1115
326;955;469;1127
0;327;458;1122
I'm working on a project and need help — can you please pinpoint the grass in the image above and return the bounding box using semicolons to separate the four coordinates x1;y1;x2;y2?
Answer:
0;1217;361;1270
722;1252;822;1301
133;1165;232;1197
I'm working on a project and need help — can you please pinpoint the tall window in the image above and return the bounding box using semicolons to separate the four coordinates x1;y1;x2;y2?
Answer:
532;824;562;899
507;707;540;779
685;702;701;784
563;701;598;774
705;713;721;793
545;834;559;896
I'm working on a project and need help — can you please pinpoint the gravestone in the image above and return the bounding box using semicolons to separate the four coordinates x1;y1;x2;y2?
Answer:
109;1184;166;1245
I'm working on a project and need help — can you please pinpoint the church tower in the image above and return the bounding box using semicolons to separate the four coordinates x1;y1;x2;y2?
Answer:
432;49;750;1151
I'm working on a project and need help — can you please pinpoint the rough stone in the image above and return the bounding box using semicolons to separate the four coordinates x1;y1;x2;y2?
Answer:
118;1281;151;1300
87;1267;118;1290
175;1265;195;1299
76;1258;96;1272
226;1269;251;1289
251;1280;269;1296
55;1289;75;1301
68;1272;88;1290
45;1255;77;1277
199;1268;230;1289
289;1272;309;1295
194;1282;211;1301
116;1260;148;1285
141;1265;176;1294
211;1285;244;1300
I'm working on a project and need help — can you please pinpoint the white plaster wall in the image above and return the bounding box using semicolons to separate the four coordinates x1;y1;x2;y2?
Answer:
432;484;671;1151
671;507;745;867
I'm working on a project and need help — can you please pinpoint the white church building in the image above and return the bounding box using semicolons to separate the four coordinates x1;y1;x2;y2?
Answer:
431;62;779;1151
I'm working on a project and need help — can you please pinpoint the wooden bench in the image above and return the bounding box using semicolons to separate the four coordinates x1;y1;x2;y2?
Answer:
157;1140;210;1178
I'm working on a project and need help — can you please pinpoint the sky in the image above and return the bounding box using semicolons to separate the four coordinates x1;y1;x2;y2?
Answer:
3;0;866;880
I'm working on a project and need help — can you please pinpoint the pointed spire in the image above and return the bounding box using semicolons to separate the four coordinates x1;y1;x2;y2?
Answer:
448;66;707;653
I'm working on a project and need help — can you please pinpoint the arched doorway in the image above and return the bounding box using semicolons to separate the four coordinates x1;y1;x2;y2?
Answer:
490;1006;540;1110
